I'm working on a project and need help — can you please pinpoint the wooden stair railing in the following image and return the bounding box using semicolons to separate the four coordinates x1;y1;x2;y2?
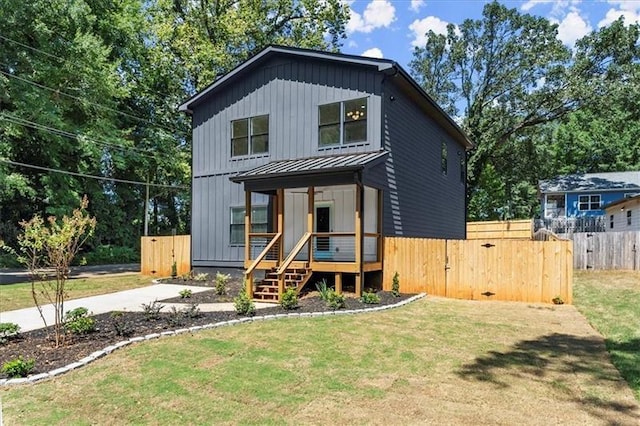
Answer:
244;233;281;299
275;233;312;300
253;264;312;302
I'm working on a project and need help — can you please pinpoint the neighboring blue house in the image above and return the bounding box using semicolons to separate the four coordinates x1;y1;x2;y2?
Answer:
179;46;473;301
539;171;640;218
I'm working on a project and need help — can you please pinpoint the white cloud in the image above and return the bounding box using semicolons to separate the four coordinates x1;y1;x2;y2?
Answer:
362;47;384;58
553;10;592;46
347;40;358;48
521;0;582;17
521;0;556;12
408;16;450;47
598;1;640;27
346;0;396;34
410;0;425;12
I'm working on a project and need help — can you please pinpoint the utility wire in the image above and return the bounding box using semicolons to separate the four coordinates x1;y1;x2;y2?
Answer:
0;68;182;134
0;113;167;160
0;158;189;190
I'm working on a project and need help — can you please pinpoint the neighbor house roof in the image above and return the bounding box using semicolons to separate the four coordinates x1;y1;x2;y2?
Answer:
230;151;389;183
603;194;640;211
178;45;473;150
539;171;640;193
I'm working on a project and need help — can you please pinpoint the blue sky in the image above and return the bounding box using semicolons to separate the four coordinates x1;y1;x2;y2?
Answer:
341;0;640;69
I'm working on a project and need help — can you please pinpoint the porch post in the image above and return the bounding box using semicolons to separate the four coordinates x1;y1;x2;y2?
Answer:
307;186;314;262
355;183;363;296
245;191;253;298
277;188;284;263
377;189;383;263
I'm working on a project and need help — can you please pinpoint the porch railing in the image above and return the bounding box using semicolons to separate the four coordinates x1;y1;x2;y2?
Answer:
245;232;281;298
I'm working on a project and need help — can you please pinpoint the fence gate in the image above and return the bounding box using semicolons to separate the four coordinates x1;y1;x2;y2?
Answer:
445;239;573;304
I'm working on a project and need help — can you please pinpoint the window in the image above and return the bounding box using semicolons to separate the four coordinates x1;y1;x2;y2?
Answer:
610;215;614;229
624;193;640;198
441;141;448;175
459;153;465;183
231;115;269;157
578;194;601;211
230;206;268;245
628;210;632;226
318;98;367;147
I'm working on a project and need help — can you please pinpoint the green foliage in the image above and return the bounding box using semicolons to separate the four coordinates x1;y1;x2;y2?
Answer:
182;303;202;319
141;300;165;320
80;245;140;265
280;287;298;310
179;289;192;299
315;279;331;301
0;322;20;344
360;292;380;305
2;356;35;378
392;272;401;297
166;303;202;327
110;311;134;337
63;307;96;335
234;289;256;316
215;272;231;295
193;273;209;282
326;290;345;310
171;262;178;278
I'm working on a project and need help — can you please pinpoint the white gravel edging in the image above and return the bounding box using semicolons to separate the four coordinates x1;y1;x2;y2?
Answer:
2;293;426;386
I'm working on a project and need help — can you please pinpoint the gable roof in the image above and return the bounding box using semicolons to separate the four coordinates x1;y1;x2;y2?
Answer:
539;171;640;193
178;45;473;150
603;194;640;211
230;151;388;183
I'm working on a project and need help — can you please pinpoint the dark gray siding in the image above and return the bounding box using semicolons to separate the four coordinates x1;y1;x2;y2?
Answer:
192;56;384;266
380;77;467;239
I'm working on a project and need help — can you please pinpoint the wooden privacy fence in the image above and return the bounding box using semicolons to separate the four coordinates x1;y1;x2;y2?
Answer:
383;237;573;304
570;231;640;270
467;219;533;240
141;235;191;277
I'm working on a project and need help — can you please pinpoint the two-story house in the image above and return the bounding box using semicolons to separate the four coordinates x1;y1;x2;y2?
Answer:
179;46;472;301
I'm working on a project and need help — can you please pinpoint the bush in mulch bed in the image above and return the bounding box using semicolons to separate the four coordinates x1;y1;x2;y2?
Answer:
0;290;415;380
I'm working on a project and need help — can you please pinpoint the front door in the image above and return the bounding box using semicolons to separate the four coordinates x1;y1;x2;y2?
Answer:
315;204;332;259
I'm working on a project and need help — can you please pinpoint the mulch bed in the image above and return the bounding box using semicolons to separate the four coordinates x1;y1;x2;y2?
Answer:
1;276;414;379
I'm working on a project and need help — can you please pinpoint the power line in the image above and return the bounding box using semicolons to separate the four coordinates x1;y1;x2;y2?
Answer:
0;68;182;134
0;158;189;190
0;113;165;160
0;33;177;101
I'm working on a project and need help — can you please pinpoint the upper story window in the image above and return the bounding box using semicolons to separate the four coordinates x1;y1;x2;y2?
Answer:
459;153;465;184
441;141;448;175
578;194;601;211
318;98;367;147
231;115;269;157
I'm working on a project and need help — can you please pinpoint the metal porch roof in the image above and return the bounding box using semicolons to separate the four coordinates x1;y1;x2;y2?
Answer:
230;151;388;183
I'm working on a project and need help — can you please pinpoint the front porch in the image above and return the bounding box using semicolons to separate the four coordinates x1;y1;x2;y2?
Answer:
230;152;387;302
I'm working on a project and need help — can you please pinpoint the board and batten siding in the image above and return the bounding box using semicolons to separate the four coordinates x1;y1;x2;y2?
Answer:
379;78;467;239
191;56;384;266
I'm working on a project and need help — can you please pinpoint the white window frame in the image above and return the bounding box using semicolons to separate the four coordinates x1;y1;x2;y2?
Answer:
578;194;601;211
230;205;268;245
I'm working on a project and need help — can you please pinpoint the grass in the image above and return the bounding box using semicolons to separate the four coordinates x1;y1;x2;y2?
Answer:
573;270;640;401
0;275;152;311
2;295;638;424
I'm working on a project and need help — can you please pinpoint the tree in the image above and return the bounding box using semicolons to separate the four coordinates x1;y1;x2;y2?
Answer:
16;196;96;347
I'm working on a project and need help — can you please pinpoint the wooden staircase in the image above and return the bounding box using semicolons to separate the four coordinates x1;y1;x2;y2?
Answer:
253;264;312;302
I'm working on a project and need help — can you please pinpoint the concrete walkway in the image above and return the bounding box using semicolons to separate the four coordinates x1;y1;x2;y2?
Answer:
0;284;273;332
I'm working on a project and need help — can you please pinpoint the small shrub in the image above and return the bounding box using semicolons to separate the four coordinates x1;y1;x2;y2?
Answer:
110;311;133;337
194;272;209;282
552;296;565;305
215;271;231;295
2;356;35;378
281;287;298;310
141;300;165;320
0;322;20;344
234;288;256;316
315;279;330;301
182;303;201;319
171;261;178;278
167;306;186;327
326;290;345;310
361;291;380;304
63;307;96;335
392;272;401;297
179;288;192;299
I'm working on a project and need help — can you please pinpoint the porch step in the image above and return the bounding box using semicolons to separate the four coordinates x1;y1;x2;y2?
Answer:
253;264;312;303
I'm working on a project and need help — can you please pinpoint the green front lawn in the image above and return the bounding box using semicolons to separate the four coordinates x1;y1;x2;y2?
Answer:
573;270;640;401
1;275;152;311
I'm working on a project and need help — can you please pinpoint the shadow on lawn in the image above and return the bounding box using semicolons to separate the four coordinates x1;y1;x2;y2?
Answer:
457;333;640;423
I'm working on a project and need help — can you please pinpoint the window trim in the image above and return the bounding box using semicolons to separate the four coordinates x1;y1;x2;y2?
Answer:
610;214;614;229
578;194;601;211
318;97;368;147
627;210;632;226
231;114;269;158
229;205;268;246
